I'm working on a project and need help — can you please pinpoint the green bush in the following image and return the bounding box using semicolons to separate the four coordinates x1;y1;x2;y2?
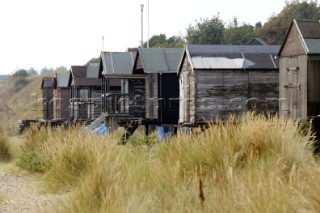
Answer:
16;150;46;172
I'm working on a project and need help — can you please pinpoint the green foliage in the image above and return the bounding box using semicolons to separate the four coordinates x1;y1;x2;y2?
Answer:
11;69;28;79
16;150;46;172
224;18;256;44
13;78;30;92
186;14;225;44
257;0;320;44
0;135;11;161
144;34;185;48
86;57;100;66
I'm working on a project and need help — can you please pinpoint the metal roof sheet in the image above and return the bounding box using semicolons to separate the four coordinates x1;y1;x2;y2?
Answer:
296;20;320;39
192;57;255;69
101;52;136;76
56;73;70;88
187;45;279;69
70;65;101;86
139;48;183;73
41;77;53;89
86;63;100;78
304;39;320;54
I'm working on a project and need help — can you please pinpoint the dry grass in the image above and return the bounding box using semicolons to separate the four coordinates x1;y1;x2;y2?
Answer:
0;134;11;161
17;113;320;212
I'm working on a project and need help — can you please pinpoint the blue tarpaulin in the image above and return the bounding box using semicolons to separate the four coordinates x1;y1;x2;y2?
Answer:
94;124;109;135
156;126;174;140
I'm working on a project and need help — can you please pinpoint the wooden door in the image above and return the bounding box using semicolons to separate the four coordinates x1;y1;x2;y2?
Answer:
284;57;299;119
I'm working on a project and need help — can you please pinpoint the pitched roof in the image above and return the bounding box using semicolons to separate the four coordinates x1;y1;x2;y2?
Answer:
139;48;183;73
87;63;100;78
54;73;70;88
70;66;101;86
246;38;268;45
278;19;320;55
184;44;279;70
41;77;54;89
100;52;137;76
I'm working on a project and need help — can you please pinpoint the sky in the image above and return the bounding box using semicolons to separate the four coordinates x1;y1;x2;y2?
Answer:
0;0;287;75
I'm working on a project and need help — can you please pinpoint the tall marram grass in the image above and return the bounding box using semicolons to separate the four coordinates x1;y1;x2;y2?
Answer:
18;113;320;212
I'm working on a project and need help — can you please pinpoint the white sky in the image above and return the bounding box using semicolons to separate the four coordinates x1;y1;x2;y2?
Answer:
0;0;287;75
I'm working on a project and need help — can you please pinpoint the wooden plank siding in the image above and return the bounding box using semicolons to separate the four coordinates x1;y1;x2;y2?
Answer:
279;55;308;120
145;73;158;119
42;88;54;120
53;88;70;119
195;70;248;122
307;60;320;116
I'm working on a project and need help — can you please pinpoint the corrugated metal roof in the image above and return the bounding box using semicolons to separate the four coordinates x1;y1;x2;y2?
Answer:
296;20;320;39
139;48;183;73
304;39;320;54
187;45;279;69
87;63;100;78
101;52;136;76
56;73;70;88
41;77;53;89
192;57;255;69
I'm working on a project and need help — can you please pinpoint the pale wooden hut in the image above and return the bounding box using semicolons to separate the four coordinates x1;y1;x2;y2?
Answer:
178;44;280;126
278;19;320;120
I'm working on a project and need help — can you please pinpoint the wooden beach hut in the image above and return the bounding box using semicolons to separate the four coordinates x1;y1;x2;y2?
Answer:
278;19;320;120
178;44;280;126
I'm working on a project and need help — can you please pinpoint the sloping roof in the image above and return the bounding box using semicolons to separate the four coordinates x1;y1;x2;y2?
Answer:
41;77;54;89
100;52;136;76
87;63;100;78
246;38;268;45
139;48;183;73
70;66;101;86
185;45;279;70
55;73;70;88
278;19;320;55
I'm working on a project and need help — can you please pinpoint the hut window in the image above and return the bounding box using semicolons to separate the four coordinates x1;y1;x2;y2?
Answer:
79;89;88;102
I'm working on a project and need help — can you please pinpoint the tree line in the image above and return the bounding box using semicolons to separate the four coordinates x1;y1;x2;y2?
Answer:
145;0;320;47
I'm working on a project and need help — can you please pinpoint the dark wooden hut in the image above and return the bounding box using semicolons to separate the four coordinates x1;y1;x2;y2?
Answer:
69;64;101;120
278;19;320;120
99;51;144;130
178;44;280;126
53;73;71;119
134;48;183;125
41;77;54;120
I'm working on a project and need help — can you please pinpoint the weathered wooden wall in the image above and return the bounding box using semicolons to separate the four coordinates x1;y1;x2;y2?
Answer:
53;88;70;119
195;70;248;122
145;74;158;119
42;88;54;120
129;79;145;118
179;56;195;124
279;55;307;120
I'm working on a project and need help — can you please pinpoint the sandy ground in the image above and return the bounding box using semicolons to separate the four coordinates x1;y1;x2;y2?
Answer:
0;137;63;213
0;172;61;213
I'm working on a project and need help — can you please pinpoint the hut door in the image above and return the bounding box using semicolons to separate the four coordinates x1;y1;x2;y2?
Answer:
285;68;299;119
